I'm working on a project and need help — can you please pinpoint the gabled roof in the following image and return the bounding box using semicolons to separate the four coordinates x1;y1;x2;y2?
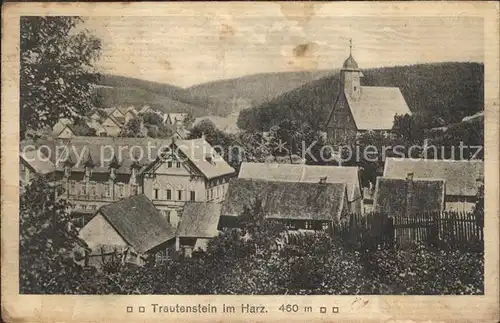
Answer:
173;138;235;179
177;202;221;238
20;149;55;174
373;177;445;217
238;162;360;201
168;113;187;123
98;194;176;254
221;178;347;221
345;86;411;130
383;158;484;196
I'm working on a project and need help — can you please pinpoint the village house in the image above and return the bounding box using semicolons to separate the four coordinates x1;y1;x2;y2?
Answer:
221;178;350;230
79;194;176;268
51;118;75;138
140;137;236;228
100;114;124;136
238;162;363;214
373;176;446;217
383;158;484;212
325;41;411;146
164;113;187;126
23;136;169;226
175;202;222;257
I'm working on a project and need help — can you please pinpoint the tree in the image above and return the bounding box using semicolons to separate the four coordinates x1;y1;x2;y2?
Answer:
20;175;88;293
20;17;102;138
183;112;195;129
121;118;146;137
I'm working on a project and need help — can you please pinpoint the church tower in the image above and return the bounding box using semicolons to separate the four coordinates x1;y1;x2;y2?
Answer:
340;39;362;100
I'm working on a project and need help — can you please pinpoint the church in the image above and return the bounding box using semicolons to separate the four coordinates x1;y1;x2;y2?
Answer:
325;41;411;145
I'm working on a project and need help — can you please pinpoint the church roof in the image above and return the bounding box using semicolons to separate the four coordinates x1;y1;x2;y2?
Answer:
345;86;411;130
342;54;359;70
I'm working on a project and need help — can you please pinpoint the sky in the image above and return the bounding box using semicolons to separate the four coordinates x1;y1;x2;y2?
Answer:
81;9;484;88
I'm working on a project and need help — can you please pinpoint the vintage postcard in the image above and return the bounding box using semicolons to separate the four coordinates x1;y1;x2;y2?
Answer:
1;2;499;322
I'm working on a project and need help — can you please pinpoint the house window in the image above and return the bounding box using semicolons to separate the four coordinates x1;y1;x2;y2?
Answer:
190;191;195;201
176;162;181;168
210;189;214;200
353;86;357;92
70;182;76;195
116;184;124;198
322;222;329;230
131;185;138;195
153;188;159;200
177;190;182;201
90;183;96;196
206;190;210;201
167;161;172;168
81;204;87;210
81;184;87;195
166;189;172;200
104;184;110;197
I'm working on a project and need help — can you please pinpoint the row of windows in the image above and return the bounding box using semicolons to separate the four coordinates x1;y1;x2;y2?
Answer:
208;177;227;188
166;161;182;168
69;181;138;198
152;188;196;202
206;186;224;201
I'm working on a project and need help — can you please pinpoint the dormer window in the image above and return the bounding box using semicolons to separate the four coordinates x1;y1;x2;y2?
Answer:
205;154;213;164
110;167;116;179
84;167;92;179
64;165;71;178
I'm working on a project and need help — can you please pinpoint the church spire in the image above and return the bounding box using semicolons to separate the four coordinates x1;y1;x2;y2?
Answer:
349;38;352;56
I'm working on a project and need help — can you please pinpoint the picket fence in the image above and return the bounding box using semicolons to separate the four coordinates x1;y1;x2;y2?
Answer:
333;211;484;249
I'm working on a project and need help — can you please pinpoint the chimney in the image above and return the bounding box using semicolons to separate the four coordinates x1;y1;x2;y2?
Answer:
406;172;414;181
319;176;327;184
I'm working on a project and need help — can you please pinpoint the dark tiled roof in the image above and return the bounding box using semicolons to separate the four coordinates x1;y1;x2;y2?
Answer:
24;137;171;175
373;177;445;217
177;202;221;238
222;178;347;221
384;158;484;196
98;194;176;253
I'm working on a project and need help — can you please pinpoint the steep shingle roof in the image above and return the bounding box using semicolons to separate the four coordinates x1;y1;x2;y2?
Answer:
222;178;347;221
177;202;221;238
20;149;55;175
25;137;171;174
373;177;445;217
98;194;176;253
346;86;411;130
238;162;360;201
383;158;484;196
174;138;235;179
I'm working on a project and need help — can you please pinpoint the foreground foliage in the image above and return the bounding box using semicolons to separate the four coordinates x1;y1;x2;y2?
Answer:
20;183;483;295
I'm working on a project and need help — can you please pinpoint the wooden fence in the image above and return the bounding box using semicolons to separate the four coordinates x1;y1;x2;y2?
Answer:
334;211;484;250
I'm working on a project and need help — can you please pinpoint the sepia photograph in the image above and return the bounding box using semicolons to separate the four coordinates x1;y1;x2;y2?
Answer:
2;2;499;322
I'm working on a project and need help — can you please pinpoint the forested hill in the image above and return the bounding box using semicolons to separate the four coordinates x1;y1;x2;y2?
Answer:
187;70;334;113
237;62;484;132
95;74;229;117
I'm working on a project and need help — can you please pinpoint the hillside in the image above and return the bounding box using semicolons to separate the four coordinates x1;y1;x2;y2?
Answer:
95;75;228;117
187;70;334;113
237;62;484;132
95;71;334;117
